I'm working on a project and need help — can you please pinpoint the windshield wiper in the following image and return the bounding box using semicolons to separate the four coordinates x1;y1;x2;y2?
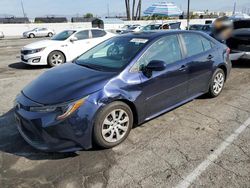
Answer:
77;63;103;71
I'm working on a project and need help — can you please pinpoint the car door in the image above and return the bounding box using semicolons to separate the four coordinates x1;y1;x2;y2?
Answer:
133;34;188;118
181;33;215;97
40;28;48;37
33;29;39;36
68;30;93;59
36;28;46;37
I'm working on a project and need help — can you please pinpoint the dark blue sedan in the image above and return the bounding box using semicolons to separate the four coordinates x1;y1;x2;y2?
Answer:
14;31;231;152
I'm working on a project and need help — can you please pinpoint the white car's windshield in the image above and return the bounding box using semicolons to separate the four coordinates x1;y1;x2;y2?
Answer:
51;30;76;41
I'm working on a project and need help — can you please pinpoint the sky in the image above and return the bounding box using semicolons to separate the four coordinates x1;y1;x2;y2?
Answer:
0;0;249;18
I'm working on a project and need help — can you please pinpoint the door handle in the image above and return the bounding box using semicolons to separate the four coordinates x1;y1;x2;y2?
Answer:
207;54;214;60
179;65;187;71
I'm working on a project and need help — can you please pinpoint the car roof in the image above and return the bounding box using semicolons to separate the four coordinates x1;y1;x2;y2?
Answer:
120;30;206;40
64;28;104;32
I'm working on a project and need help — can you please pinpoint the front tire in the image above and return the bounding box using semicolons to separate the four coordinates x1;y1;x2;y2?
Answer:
48;32;53;37
47;51;66;67
93;102;133;148
29;33;35;38
208;68;225;98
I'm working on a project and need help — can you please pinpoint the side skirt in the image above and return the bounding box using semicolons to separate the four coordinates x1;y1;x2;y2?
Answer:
145;92;205;121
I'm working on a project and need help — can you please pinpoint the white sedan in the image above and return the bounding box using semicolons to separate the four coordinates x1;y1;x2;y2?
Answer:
21;28;115;67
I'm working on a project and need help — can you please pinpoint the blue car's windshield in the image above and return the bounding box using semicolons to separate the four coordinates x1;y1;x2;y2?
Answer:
75;36;149;72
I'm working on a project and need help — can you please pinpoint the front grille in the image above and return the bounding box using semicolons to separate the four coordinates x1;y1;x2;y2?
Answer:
18;117;45;146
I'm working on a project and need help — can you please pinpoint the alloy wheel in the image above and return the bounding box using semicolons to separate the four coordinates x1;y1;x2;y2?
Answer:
51;54;63;65
101;109;129;143
212;72;224;95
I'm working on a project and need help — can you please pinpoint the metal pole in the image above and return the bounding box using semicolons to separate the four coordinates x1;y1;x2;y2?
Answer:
233;1;236;15
187;0;190;30
21;0;26;17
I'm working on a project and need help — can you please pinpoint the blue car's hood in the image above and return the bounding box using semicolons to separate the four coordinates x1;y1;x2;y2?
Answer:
23;63;117;105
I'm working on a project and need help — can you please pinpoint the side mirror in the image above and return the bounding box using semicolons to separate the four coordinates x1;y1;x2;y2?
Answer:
145;60;166;71
70;37;78;42
141;60;166;78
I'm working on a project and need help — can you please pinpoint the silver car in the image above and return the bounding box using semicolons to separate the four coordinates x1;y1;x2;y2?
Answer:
23;28;55;38
0;31;4;39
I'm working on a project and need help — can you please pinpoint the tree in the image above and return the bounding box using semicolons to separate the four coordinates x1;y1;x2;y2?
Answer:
84;13;93;18
125;0;142;20
125;0;131;20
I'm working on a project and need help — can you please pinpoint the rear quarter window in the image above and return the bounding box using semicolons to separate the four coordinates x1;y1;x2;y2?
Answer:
201;36;213;51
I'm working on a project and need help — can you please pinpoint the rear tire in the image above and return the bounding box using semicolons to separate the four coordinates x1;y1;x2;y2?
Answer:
207;68;225;98
47;51;65;67
93;102;133;148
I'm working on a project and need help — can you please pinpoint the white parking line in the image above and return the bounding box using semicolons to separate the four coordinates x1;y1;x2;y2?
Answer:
175;117;250;188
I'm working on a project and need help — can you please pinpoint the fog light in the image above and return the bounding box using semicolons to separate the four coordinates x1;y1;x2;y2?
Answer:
32;58;41;63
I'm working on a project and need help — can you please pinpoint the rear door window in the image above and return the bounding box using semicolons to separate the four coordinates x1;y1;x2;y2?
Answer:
182;33;204;57
74;30;90;40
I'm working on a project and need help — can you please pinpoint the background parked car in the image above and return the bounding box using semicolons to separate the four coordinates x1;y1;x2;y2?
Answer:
119;25;142;34
0;31;4;39
23;28;55;38
226;19;250;60
141;22;181;31
189;24;213;36
116;25;138;34
21;28;115;67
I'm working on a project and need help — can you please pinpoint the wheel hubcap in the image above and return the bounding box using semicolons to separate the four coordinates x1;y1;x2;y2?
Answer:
213;72;224;94
51;54;63;65
101;109;129;143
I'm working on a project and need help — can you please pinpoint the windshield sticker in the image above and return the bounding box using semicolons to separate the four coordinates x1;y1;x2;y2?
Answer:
130;38;148;44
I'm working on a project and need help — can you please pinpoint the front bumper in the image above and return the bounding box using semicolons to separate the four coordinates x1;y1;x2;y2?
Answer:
14;93;98;152
21;52;47;65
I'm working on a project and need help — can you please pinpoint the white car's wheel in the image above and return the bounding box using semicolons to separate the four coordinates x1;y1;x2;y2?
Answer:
29;33;35;38
47;51;65;67
48;32;53;37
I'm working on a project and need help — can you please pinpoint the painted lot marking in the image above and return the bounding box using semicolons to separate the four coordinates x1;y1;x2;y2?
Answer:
176;117;250;188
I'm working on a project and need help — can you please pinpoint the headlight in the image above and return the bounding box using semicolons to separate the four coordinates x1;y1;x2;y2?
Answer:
28;47;46;54
57;98;85;120
29;97;88;120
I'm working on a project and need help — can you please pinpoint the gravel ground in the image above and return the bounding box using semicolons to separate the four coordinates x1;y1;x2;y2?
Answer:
0;38;250;188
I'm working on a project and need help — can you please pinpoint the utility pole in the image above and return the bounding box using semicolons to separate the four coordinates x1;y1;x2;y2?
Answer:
107;3;110;17
21;0;26;17
233;1;236;15
187;0;190;30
